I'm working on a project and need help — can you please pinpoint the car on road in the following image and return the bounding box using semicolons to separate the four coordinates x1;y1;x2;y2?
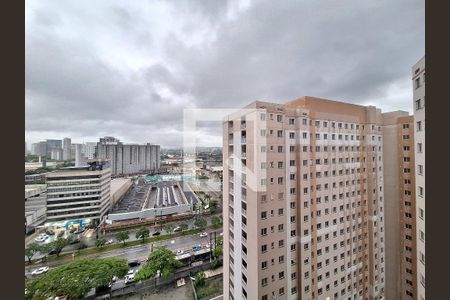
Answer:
35;234;49;242
173;226;182;232
128;260;141;268
152;231;161;236
105;239;114;245
199;232;208;238
31;266;49;276
176;250;184;255
124;270;135;284
193;244;201;252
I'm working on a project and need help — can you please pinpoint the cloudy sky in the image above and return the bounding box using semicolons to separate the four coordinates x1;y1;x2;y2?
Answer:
25;0;424;148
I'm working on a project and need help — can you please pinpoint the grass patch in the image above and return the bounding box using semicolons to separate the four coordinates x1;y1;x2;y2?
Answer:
195;276;223;300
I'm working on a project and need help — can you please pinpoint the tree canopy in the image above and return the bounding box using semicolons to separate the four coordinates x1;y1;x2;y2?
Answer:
49;237;71;257
25;242;41;263
211;215;222;229
26;258;129;300
135;246;181;281
115;231;129;245
194;217;207;230
135;227;150;243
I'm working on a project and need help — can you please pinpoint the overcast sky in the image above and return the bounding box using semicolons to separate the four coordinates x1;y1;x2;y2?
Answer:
25;0;424;148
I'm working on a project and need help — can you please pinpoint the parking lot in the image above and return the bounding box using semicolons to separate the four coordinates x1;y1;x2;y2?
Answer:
111;180;198;215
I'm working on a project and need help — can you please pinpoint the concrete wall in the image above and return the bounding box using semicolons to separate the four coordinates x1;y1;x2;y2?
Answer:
106;203;192;222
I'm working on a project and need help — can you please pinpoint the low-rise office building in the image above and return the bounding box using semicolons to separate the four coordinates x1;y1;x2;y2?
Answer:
25;184;47;234
45;160;112;226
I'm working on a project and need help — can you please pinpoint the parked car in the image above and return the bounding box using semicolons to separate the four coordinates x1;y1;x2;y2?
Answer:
31;266;49;276
199;232;208;238
173;226;182;232
176;250;184;255
193;244;201;252
152;231;161;236
105;239;114;245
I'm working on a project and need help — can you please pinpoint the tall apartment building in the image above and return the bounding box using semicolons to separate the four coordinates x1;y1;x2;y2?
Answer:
95;136;161;176
45;160;112;224
382;112;417;300
50;148;63;160
84;142;97;159
75;144;88;167
223;97;386;300
63;138;71;161
45;139;62;157
412;57;425;300
31;141;47;156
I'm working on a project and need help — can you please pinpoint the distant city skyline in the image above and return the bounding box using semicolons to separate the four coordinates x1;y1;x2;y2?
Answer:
26;0;424;148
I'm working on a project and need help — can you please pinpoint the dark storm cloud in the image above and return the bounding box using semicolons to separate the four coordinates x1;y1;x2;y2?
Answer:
26;0;424;148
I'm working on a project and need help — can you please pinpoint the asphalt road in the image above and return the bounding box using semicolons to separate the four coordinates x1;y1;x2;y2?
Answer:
25;214;218;261
25;228;222;277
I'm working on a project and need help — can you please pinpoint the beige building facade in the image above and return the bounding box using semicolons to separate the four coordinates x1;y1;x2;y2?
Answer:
223;97;386;300
382;112;417;300
412;57;425;300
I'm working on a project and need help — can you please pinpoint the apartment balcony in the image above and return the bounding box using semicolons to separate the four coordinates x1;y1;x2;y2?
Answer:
241;152;247;158
241;123;246;130
242;208;247;216
241;137;247;144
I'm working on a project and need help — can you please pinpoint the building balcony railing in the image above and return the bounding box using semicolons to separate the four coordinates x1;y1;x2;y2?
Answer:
241;138;247;144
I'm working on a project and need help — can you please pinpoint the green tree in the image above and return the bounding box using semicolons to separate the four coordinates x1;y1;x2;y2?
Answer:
25;242;41;263
115;231;130;246
211;215;222;229
194;271;206;287
135;227;150;243
135;246;181;281
213;245;223;258
194;217;207;230
164;224;174;237
95;239;106;248
209;199;219;214
48;237;70;257
25;258;129;300
216;235;223;247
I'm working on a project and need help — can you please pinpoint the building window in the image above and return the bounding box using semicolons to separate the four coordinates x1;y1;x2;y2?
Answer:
289;118;295;125
419;186;424;197
417;143;423;153
416;121;422;131
277;115;283;122
418;164;423;175
415;77;421;89
415;99;422;110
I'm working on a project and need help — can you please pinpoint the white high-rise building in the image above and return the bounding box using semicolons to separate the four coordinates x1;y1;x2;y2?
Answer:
412;57;425;300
